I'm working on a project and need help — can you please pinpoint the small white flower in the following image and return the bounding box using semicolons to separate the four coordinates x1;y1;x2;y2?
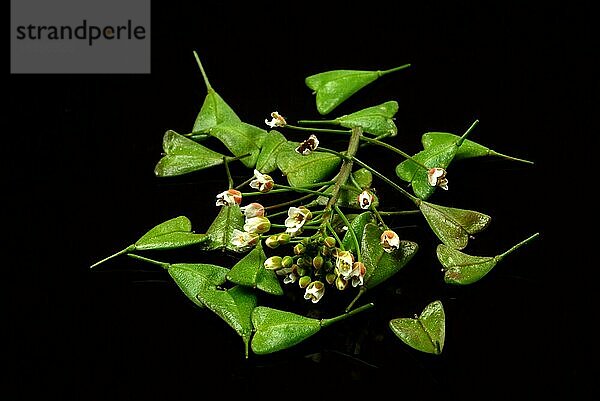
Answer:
427;168;448;190
250;169;275;193
295;134;319;156
283;270;299;284
241;202;265;219
380;230;400;253
349;261;366;287
231;229;259;249
304;280;325;303
357;190;374;209
243;216;271;234
265;111;287;128
334;249;355;277
215;189;242;206
284;206;312;237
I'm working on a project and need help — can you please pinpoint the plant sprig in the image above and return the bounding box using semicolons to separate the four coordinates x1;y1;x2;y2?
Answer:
91;51;538;358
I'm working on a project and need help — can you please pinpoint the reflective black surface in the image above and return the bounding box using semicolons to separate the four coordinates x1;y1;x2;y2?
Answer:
8;3;592;400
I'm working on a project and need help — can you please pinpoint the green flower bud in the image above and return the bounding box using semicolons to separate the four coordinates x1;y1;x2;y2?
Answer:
325;273;336;285
264;256;283;270
277;233;291;245
298;276;312;288
296;267;307;276
323;236;336;248
265;235;280;249
297;257;310;267
282;255;294;269
312;255;324;270
293;243;305;255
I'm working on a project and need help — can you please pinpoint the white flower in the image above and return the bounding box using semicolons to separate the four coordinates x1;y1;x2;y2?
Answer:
380;229;400;253
357;190;374;209
284;206;312;237
243;216;271;234
295;134;319;156
334;249;355;277
215;189;242;206
249;169;275;193
241;202;265;219
283;270;298;284
304;280;325;303
231;229;259;249
427;167;448;190
265;111;287;128
349;261;366;287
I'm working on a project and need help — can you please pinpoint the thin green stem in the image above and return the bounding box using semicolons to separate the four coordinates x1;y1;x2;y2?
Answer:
371;206;389;230
223;157;234;189
324;127;363;211
286;124;351;135
379;64;411;76
275;184;333;196
360;136;429;170
349;174;364;191
193;50;212;91
498;232;540;260
378;210;421;216
296;119;338;126
90;245;135;269
243;187;331;197
321;302;374;327
279;181;336;188
319;147;419;205
265;197;314;214
456;119;479;147
326;222;344;251
345;287;368;313
489;150;535;165
234;176;254;190
127;253;170;269
334;205;361;261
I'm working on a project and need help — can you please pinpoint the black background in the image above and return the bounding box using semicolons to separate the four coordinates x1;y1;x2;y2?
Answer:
8;2;594;400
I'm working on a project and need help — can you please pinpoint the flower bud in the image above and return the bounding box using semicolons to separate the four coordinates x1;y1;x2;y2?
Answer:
297;257;310;268
296;267;307;276
293;243;305;255
244;216;271;234
277;233;291;245
298;276;312;288
312;255;324;270
325;273;336;285
265;235;280;249
241;202;265;219
264;256;283;270
282;255;294;269
323;236;336;248
335;276;349;291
